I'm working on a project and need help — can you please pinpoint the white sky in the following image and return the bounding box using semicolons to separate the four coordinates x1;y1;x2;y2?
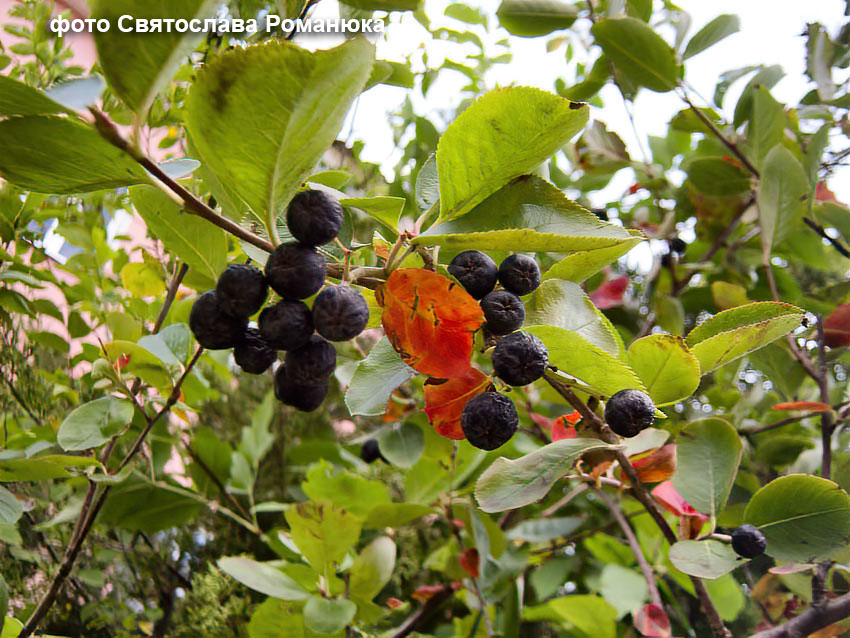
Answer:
302;0;850;203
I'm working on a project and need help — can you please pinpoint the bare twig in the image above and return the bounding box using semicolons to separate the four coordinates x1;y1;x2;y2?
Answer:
817;317;835;480
1;376;42;426
803;217;850;260
750;590;850;638
392;585;455;638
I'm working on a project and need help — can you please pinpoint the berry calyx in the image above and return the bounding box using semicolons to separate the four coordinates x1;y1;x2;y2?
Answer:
312;285;369;342
286;190;344;247
215;264;268;319
258;299;314;351
189;290;248;350
492;331;548;386
480;290;525;336
360;439;384;464
234;327;277;374
498;254;541;296
461;392;518;451
604;389;656;438
448;250;498;300
731;524;766;559
284;335;337;385
274;365;328;412
265;242;326;300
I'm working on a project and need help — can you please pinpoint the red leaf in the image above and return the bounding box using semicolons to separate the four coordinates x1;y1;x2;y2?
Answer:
589;275;629;309
459;548;480;579
424;368;490;440
386;597;403;609
624;445;677;484
116;353;131;369
824;304;850;348
634;604;672;637
376;269;484;378
816;181;839;203
552;413;579;441
412;585;446;602
772;401;831;413
652;481;708;538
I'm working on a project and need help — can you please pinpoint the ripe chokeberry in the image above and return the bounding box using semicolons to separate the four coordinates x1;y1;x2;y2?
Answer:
731;524;767;559
258;299;314;351
480;290;525;336
312;285;369;342
498;254;541;296
265;242;326;300
284;335;336;385
670;237;687;255
604;389;656;438
492;331;548;386
286;190;344;247
189;290;248;350
234;328;277;374
461;392;518;450
448;250;498;300
215;264;268;319
274;365;328;412
360;439;384;464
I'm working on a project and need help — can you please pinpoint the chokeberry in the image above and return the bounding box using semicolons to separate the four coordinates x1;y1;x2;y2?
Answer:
492;331;548;386
234;328;277;374
448;250;498;300
215;264;268;319
731;524;767;559
461;392;518;451
312;285;369;342
286;190;344;247
498;254;541;296
360;438;384;464
604;389;656;438
670;237;687;255
258;299;314;351
274;365;328;412
284;335;337;385
189;290;248;350
480;290;525;335
265;242;326;300
660;252;674;268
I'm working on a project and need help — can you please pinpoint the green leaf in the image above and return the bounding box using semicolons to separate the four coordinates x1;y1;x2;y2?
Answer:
748;87;785;167
415;153;439;213
526;326;646;396
733;65;783;127
685;302;805;374
100;481;203;532
627;334;700;405
526;279;624;356
445;2;486;25
543;236;642;283
599;564;647;617
345;337;415;416
349;536;396;600
0;487;22;525
186;38;374;230
247;599;307;638
0;455;101;482
417;175;635;252
475;438;615;512
505;516;584;543
683;14;740;59
340;196;405;233
686;157;752;196
436;87;588;221
340;0;421;9
120;262;166;298
92;0;217;115
673;418;742;518
130;186;227;289
759;145;811;253
496;0;578;37
363;503;435;529
301;460;390;519
0;116;149;193
378;422;424;469
285;501;362;574
591;17;679;93
57;397;134;452
525;594;617;638
218;557;310;601
303;596;356;635
0;618;22;638
188;426;232;496
669;540;740;579
0;75;66;116
744;475;850;563
103;340;172;392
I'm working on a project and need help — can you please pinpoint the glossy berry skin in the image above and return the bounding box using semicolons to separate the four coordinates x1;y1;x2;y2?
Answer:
480;290;525;335
461;392;519;451
604;389;656;438
189;291;248;350
265;242;326;300
312;285;369;342
284;335;336;385
215;264;268;319
274;365;328;412
498;254;541;296
360;439;384;464
731;525;767;559
258;300;314;351
492;331;548;386
448;250;498;300
286;190;344;247
234;328;277;374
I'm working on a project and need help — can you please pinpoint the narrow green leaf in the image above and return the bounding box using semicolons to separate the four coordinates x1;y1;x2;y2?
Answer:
591;17;679;92
759;145;811;253
748;87;785;167
669;540;740;579
218;556;310;601
627;334;700;405
683;14;740;59
505;516;584;543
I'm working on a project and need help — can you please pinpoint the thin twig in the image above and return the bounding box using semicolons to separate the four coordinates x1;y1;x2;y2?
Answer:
751;589;850;638
1;376;42;426
541;484;589;518
803;217;850;260
817;317;834;480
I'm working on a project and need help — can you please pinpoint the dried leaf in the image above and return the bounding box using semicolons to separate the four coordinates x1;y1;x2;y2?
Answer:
424;367;490;440
622;444;677;484
634;604;672;637
772;401;831;413
459;548;480;579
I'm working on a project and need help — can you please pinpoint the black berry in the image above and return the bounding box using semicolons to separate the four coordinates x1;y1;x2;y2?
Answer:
234;328;277;374
312;285;369;342
265;242;326;300
286;190;344;247
461;392;518;451
498;254;541;296
284;335;337;385
360;439;384;464
660;252;674;268
604;389;656;438
215;264;268;319
258;300;314;351
480;290;525;336
448;250;498;300
492;331;548;386
189;290;247;350
731;524;767;559
274;365;328;412
670;237;687;254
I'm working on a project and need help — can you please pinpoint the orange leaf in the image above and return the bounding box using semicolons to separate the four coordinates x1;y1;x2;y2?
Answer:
552;413;579;441
634;604;672;637
386;597;403;609
825;304;850;348
424;368;490;440
412;585;446;602
652;481;708;539
772;401;831;413
376;269;484;378
459;548;480;579
623;444;677;484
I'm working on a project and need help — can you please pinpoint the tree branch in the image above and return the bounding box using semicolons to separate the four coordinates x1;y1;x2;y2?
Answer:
751;590;850;638
803;217;850;260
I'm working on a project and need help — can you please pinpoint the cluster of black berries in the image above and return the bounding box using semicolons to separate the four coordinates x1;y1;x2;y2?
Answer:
189;190;369;412
447;251;550;451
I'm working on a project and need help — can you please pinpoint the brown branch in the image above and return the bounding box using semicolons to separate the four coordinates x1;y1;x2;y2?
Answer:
681;94;760;178
803;217;850;260
1;375;42;426
153;263;189;333
816;317;835;480
751;590;850;638
392;585;455;638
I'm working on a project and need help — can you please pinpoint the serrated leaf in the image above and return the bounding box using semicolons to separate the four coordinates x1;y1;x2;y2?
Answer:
378;422;425;468
669;540;740;579
591;17;679;92
340;196;405;233
57;397;134;451
627;334;700;405
683;14;740;59
285;501;362;574
543;235;642;283
302;460;390;519
345;337;416;416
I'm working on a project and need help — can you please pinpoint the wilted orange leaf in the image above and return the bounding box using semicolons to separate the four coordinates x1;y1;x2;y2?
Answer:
621;444;677;484
386;597;403;609
424;368;490;440
376;268;484;378
412;584;448;602
772;401;831;413
634;604;672;637
652;481;708;539
459;548;480;579
825;304;850;348
552;413;579;441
